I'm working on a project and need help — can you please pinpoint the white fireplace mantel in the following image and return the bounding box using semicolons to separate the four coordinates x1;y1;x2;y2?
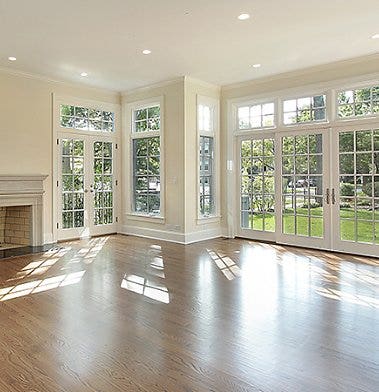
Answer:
0;175;48;246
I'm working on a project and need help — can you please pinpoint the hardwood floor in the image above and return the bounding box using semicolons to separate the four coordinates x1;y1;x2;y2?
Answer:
0;234;378;392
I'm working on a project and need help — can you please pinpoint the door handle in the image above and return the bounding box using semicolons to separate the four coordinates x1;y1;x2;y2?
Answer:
89;184;94;193
325;188;330;205
331;188;336;205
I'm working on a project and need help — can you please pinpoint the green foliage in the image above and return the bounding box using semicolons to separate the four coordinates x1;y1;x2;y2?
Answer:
301;202;321;209
362;182;379;198
340;183;355;197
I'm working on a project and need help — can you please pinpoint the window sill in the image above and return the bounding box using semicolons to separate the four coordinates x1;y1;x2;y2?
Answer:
196;215;221;225
126;213;165;224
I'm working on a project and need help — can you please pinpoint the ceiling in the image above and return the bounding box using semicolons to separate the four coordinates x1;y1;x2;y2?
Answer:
1;0;378;92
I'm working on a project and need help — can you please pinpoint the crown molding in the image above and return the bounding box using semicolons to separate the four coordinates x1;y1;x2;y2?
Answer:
221;53;379;92
0;66;120;98
121;77;185;97
184;76;221;92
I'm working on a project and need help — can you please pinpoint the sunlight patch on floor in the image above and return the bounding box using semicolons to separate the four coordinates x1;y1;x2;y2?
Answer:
0;271;86;301
121;274;170;304
207;249;241;280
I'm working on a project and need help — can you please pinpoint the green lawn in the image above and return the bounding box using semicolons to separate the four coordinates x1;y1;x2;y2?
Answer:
248;207;379;244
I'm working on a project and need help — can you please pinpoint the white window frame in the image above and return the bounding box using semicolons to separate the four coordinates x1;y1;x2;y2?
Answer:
235;98;277;132
125;96;165;222
197;95;220;222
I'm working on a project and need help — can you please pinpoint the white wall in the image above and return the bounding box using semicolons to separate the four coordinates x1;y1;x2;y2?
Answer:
1;53;378;245
0;70;120;243
121;80;186;242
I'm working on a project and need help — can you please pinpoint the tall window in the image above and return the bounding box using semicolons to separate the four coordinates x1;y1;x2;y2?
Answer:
132;104;161;216
198;100;217;217
337;85;379;119
283;95;326;125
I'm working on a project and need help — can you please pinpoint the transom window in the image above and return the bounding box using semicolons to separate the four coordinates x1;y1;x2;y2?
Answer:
238;102;275;130
131;104;161;216
60;105;114;132
283;95;326;125
337;85;379;119
198;104;212;132
134;106;160;132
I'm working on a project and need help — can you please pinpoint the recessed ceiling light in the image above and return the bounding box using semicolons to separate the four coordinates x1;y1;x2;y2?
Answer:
238;13;250;20
252;63;261;68
8;56;16;61
80;72;88;77
372;33;379;39
142;49;152;55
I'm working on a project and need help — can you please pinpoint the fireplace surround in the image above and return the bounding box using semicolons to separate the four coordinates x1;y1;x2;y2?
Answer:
0;175;47;249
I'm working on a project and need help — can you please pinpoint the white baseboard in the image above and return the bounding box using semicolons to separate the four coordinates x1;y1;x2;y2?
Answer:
184;228;222;244
119;225;222;245
43;232;54;244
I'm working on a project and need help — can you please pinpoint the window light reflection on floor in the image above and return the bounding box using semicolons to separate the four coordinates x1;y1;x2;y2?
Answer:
121;274;170;304
0;271;86;302
207;249;241;281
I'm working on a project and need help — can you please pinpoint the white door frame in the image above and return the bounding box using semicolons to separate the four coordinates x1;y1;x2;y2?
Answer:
52;94;121;242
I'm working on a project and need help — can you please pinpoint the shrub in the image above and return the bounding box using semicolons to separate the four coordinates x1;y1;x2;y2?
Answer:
340;183;355;197
362;182;379;198
302;202;321;209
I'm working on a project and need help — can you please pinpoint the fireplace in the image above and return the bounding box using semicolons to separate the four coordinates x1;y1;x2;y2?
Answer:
0;175;47;250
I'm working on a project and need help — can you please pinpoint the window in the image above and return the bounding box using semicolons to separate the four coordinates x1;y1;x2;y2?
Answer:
134;105;160;132
199;136;214;216
283;95;326;125
238;102;275;130
60;105;115;132
198;97;218;218
198;104;212;132
131;104;161;216
337;85;379;119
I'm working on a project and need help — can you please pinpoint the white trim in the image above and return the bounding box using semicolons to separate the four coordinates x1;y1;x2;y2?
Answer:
43;232;54;244
0;66;120;96
185;76;221;92
184;228;222;244
196;216;221;225
221;55;379;92
122;77;184;97
125;213;165;224
119;225;222;245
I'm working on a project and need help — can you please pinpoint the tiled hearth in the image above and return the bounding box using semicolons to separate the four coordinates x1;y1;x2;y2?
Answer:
0;205;32;249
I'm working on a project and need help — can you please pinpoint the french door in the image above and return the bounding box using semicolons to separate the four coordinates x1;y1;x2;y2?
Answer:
238;134;276;241
57;134;118;240
331;126;379;256
277;129;331;249
237;127;379;257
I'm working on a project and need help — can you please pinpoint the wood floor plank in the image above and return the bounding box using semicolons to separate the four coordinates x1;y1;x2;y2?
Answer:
0;234;378;391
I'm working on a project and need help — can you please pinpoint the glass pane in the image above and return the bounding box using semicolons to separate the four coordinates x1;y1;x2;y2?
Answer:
61;139;85;229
